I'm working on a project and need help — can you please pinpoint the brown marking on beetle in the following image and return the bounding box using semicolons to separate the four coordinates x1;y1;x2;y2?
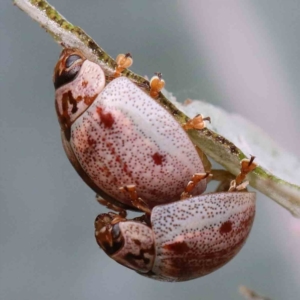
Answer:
133;239;141;246
219;221;233;234
56;92;75;136
123;247;155;270
69;93;78;114
163;241;190;254
61;91;80;120
56;98;71;141
82;81;88;88
96;106;115;128
152;152;165;165
84;94;97;105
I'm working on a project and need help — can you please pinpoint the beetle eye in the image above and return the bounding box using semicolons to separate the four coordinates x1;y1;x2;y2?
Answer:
54;54;84;90
112;223;121;240
105;223;123;255
65;54;82;68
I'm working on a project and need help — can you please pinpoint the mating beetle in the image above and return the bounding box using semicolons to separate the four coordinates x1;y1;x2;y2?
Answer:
53;49;257;281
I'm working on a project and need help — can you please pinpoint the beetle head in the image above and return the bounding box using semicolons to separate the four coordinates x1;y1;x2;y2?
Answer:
94;213;124;256
95;214;155;273
53;49;106;138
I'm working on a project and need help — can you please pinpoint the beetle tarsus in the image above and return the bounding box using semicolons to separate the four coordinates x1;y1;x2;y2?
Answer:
114;53;133;77
150;73;165;98
229;156;257;192
182;114;211;131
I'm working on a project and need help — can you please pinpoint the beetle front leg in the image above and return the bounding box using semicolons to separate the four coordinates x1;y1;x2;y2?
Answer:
119;185;151;214
114;53;133;77
182;114;211;130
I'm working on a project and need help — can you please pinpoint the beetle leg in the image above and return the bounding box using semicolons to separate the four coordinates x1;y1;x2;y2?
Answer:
119;185;151;214
114;53;133;77
181;172;211;199
150;72;165;98
236;156;257;185
229;156;257;191
182;114;211;131
96;195;127;218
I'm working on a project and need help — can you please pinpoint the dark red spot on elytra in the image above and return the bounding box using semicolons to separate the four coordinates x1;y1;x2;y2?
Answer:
96;106;115;128
163;241;190;254
152;152;165;165
87;136;96;146
219;221;233;234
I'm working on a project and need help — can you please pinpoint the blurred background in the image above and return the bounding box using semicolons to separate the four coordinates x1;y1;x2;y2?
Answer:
1;1;300;299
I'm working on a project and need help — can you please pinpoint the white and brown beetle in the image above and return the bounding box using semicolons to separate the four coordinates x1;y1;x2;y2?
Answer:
53;49;257;281
53;48;212;211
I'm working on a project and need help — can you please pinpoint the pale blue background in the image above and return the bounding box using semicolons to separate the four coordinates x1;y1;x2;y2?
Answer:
1;1;299;300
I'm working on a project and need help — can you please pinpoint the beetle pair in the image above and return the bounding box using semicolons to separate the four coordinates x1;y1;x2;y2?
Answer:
53;49;257;282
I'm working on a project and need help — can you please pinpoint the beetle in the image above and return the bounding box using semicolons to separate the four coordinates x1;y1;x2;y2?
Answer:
53;48;257;281
94;158;256;282
53;48;212;211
